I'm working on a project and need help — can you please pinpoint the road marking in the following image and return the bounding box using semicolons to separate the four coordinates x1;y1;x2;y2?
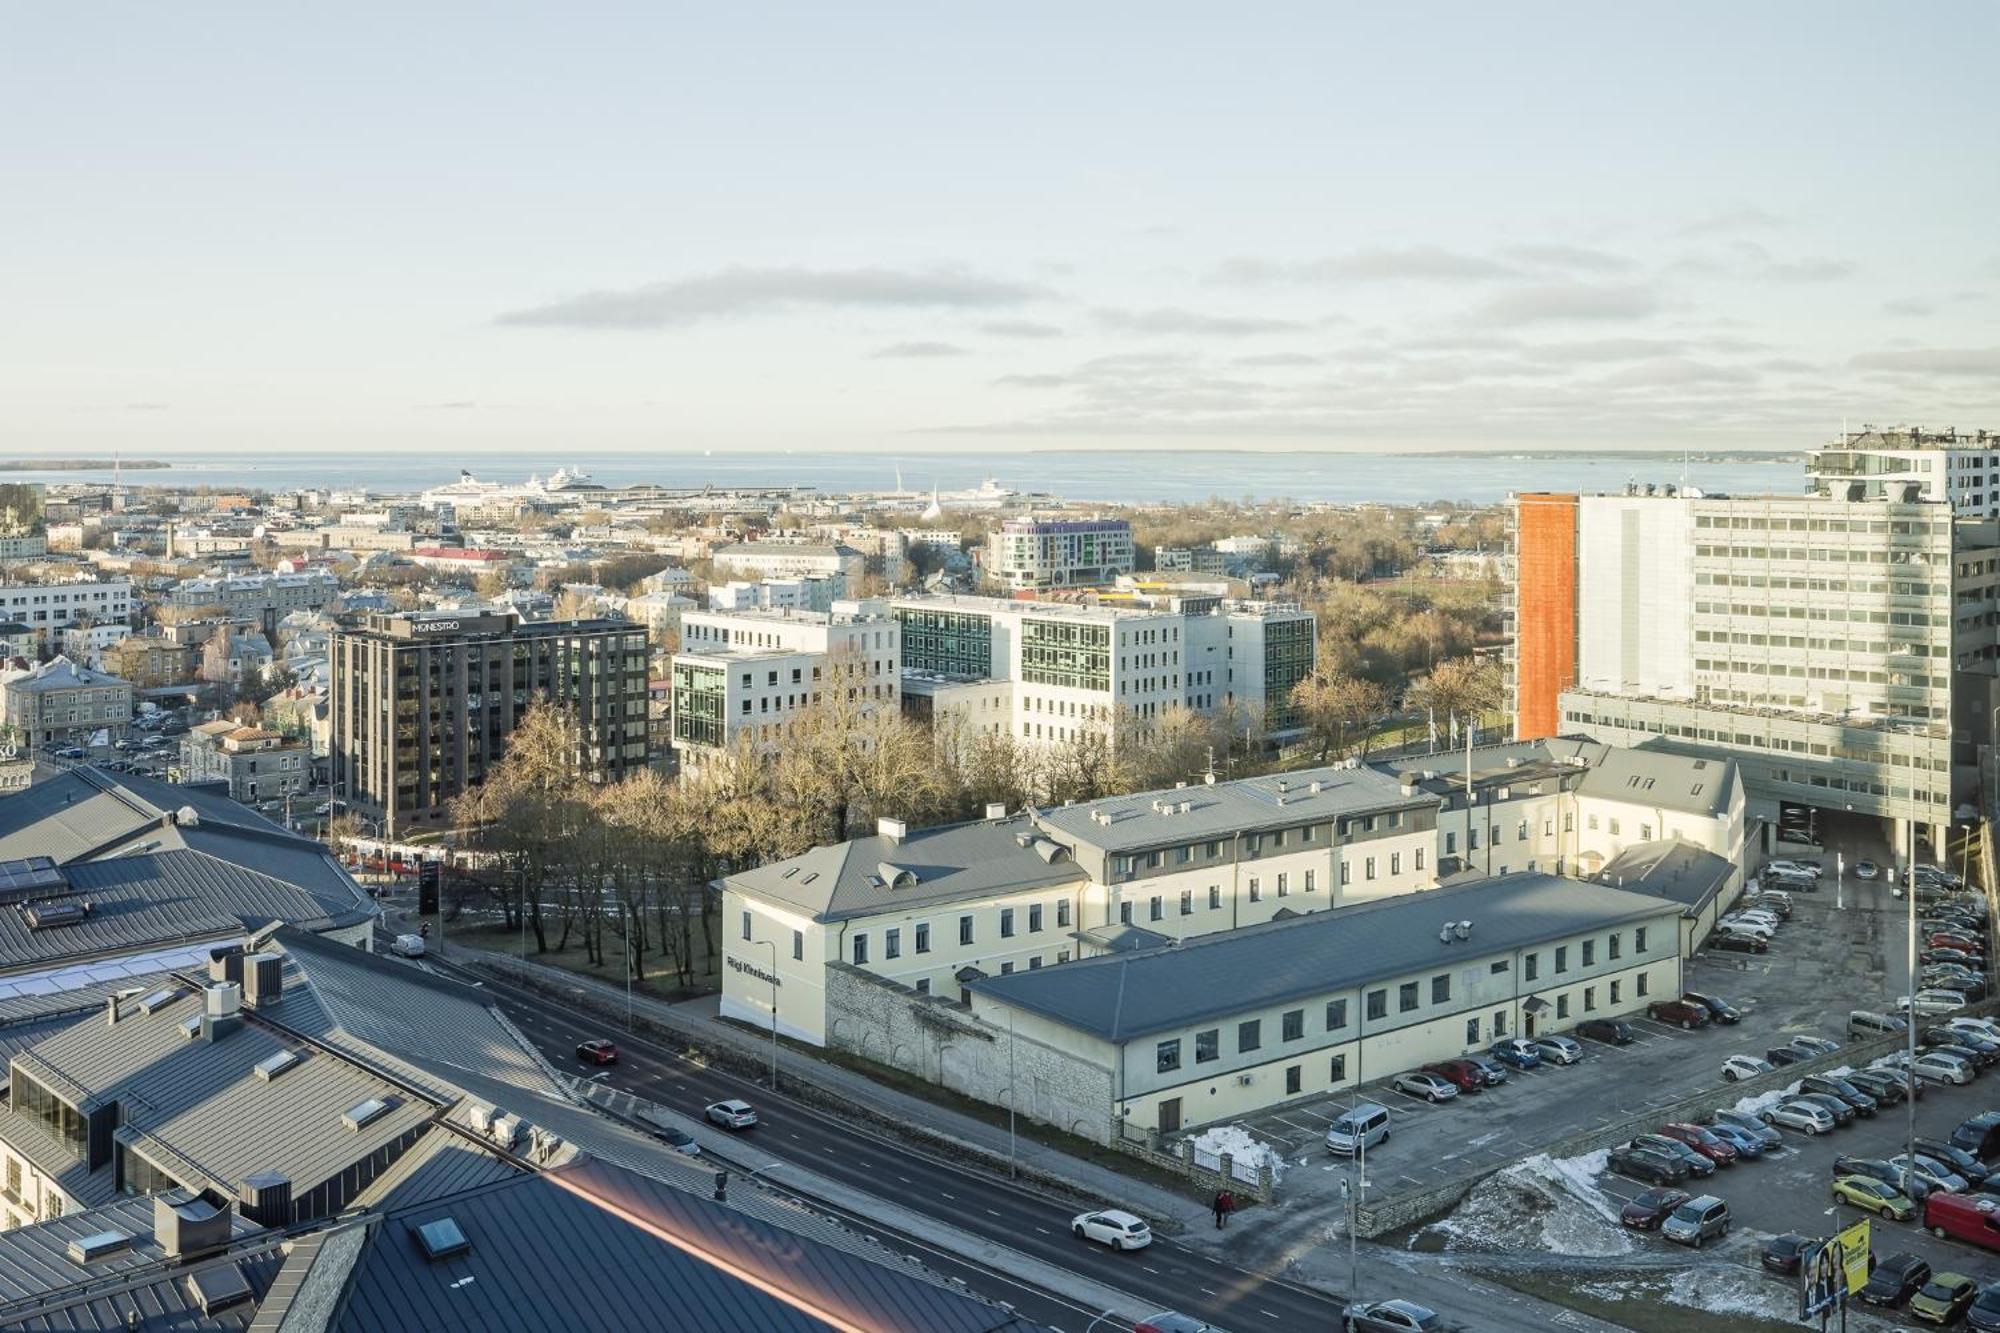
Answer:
899;1176;913;1184
987;1209;1002;1217
1262;1310;1280;1320
942;1192;956;1200
1201;1287;1218;1296
1035;1226;1051;1235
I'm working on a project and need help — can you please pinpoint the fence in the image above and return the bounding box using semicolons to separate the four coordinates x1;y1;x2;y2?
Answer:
1113;1121;1274;1202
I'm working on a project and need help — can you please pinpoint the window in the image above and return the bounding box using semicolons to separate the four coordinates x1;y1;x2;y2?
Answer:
1285;1065;1302;1095
1557;994;1570;1019
1431;974;1451;1004
915;923;930;954
1389;852;1401;875
1000;962;1013;975
1305;869;1316;892
1196;1029;1219;1063
959;915;974;946
1445;831;1457;855
1555;945;1568;974
1276;873;1288;897
1340;861;1350;886
1490;959;1509;975
885;928;900;960
1119;901;1133;925
1157;1039;1182;1073
1582;939;1595;967
1029;957;1042;970
1635;926;1648;952
1057;900;1071;928
1366;989;1387;1020
853;935;869;965
1415;847;1425;871
1000;908;1015;938
1637;972;1650;997
1028;904;1043;932
740;911;752;941
1237;1019;1262;1053
1180;889;1193;915
1584;985;1597;1012
792;929;804;961
1524;953;1538;981
1493;1010;1507;1036
1149;896;1163;922
1330;1054;1347;1083
1608;933;1622;961
1365;857;1377;881
1465;1017;1480;1044
1282;1009;1304;1041
1610;980;1621;1004
1398;982;1419;1013
1609;818;1621;836
1326;998;1348;1030
915;978;931;996
1248;877;1261;902
1208;885;1221;910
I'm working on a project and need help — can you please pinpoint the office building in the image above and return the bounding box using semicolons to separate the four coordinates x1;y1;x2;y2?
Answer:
329;610;649;833
167;571;339;633
0;579;133;636
1807;425;2000;517
987;518;1134;592
1;656;132;749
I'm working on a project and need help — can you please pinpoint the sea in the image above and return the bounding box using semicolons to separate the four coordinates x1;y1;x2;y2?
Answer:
3;450;1802;507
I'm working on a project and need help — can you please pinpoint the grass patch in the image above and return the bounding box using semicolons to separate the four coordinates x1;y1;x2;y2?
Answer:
445;922;718;1004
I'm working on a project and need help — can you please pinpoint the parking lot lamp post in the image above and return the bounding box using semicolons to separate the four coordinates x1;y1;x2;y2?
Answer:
758;938;779;1092
1905;818;1918;1187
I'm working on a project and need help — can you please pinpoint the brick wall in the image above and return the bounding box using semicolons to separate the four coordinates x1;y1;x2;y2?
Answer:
1512;492;1577;741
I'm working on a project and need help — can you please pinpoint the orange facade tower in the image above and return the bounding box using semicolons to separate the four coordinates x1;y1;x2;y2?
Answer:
1511;492;1577;740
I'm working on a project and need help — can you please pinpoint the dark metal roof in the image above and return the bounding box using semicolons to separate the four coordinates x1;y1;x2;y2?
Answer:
332;1156;1047;1333
1595;839;1736;914
0;768;300;865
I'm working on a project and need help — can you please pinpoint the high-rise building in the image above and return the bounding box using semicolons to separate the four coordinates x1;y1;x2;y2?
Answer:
329;610;649;833
987;518;1134;592
1807;425;2000;517
1512;487;2000;850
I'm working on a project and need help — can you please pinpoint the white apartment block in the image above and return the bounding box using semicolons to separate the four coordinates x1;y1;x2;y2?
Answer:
669;602;900;763
708;576;845;612
1808;425;2000;518
987;518;1134;592
710;541;867;586
168;571;340;628
0;580;134;635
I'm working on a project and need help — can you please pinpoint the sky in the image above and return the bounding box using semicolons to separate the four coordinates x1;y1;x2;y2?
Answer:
4;3;1997;458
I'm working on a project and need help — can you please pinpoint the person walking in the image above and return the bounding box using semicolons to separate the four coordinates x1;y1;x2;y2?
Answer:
1215;1188;1235;1229
1213;1189;1227;1229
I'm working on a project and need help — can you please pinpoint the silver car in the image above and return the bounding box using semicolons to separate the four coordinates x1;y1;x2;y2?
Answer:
704;1098;760;1130
1393;1071;1460;1103
1533;1035;1584;1065
1765;1100;1836;1134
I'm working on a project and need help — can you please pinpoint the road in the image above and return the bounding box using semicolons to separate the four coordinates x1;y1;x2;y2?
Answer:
416;945;1359;1333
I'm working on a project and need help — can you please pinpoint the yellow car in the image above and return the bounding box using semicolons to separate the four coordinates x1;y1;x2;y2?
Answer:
1831;1175;1916;1222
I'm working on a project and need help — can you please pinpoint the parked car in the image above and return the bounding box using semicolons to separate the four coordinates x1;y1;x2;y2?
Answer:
1659;1122;1738;1165
1766;1100;1837;1135
1766;859;1822;879
1394;1071;1460;1103
1463;1054;1510;1087
575;1039;619;1066
1789;1034;1842;1057
1915;1139;1992;1187
1326;1103;1392;1156
1717;919;1775;942
1684;992;1742;1024
1133;1315;1221;1333
1071;1209;1152;1252
1661;1194;1731;1247
1707;1121;1769;1158
1710;932;1768;955
1712;1107;1784;1148
1861;1253;1935;1308
1533;1035;1584;1066
1925;1192;2000;1253
1745;895;1792;920
389;933;427;958
1930;1033;2000;1068
1833;1174;1917;1221
1911;1050;1977;1084
1846;1068;1914;1104
1420;1059;1487;1093
1954;1112;2000;1160
1630;1134;1717;1178
1967;1280;2000;1331
1798;1092;1861;1127
1767;1046;1807;1068
1925;948;1984;969
650;1125;700;1155
1951;1016;2000;1043
704;1099;759;1130
1609;1145;1690;1185
1346;1301;1441;1333
1722;1055;1773;1083
1900;990;1970;1017
1801;1074;1878;1116
1760;1232;1816;1276
1577;1017;1634;1045
1648;999;1712;1030
1911;1272;1981;1325
1890;1153;1970;1197
1488;1037;1542;1070
1619;1186;1690;1230
1831;1155;1906;1187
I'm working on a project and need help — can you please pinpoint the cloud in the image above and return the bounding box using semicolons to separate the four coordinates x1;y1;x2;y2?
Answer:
1766;258;1856;283
496;265;1045;329
1672;208;1787;238
1232;352;1322;368
1850;347;2000;378
1597;358;1758;388
1094;306;1309;337
1521;337;1692;364
1208;246;1516;286
1881;297;1934;317
870;341;968;359
980;320;1064;339
122;402;170;411
416;400;481;410
1471;282;1660;327
1500;244;1638;274
992;373;1073;389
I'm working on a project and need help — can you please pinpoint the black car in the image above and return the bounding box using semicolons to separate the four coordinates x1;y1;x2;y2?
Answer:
1578;1018;1634;1045
1847;1068;1912;1104
1915;1138;1992;1186
1761;1232;1815;1277
1711;932;1768;954
1860;1253;1933;1308
1683;991;1742;1024
1767;1046;1807;1068
1609;1146;1689;1185
1954;1111;2000;1160
1794;1092;1857;1126
1831;1155;1903;1187
1928;1028;2000;1066
1968;1281;2000;1332
1801;1075;1878;1116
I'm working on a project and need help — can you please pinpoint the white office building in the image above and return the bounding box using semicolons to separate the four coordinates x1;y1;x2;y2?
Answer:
1807;425;2000;518
987;518;1134;592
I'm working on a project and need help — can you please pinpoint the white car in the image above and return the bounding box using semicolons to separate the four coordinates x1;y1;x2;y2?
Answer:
1787;1035;1842;1057
1765;1100;1836;1135
1911;1051;1975;1085
1731;909;1782;928
1891;1153;1969;1196
1718;919;1775;941
1766;860;1822;879
1534;1035;1584;1065
389;933;427;958
1897;990;1968;1016
1071;1208;1152;1251
1855;860;1880;880
1722;1055;1774;1083
1948;1016;2000;1043
704;1099;759;1130
1392;1071;1460;1103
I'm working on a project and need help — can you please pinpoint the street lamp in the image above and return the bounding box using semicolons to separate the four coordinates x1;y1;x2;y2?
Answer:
757;938;779;1092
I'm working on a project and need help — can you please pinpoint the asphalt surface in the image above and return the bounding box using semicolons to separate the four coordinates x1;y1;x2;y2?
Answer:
416;946;1357;1333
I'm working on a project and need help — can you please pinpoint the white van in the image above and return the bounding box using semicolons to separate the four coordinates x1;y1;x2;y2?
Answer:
1326;1102;1392;1156
391;933;427;958
1847;1009;1907;1041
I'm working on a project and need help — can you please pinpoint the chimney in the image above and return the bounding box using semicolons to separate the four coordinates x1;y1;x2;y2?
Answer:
237;1171;292;1227
203;982;241;1041
105;995;121;1028
153;1191;230;1260
876;817;907;844
241;953;282;1008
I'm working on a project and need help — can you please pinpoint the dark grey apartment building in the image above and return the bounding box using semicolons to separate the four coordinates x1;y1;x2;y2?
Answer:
329;610;648;833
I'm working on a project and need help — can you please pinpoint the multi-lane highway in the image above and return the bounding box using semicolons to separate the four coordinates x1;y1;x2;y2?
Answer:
420;947;1356;1333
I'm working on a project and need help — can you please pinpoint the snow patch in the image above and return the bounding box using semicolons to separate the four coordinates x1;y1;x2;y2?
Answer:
1419;1148;1631;1257
1185;1124;1287;1184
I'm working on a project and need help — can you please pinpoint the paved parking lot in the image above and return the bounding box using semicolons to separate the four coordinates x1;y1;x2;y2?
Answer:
1246;846;1982;1211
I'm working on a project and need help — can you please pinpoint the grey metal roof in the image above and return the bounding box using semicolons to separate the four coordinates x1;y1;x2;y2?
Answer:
1595;840;1736;914
1576;744;1740;819
1033;762;1434;855
15;987;436;1207
0;1105;117;1209
331;1156;1047;1333
0;1194;282;1332
340;1127;526;1212
0;767;309;865
723;815;1086;923
969;872;1684;1042
1375;737;1604;800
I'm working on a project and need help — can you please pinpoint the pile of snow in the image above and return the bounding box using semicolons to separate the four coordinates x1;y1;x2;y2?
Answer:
1420;1148;1631;1257
1517;1149;1625;1227
1187;1124;1287;1184
1725;1078;1805;1118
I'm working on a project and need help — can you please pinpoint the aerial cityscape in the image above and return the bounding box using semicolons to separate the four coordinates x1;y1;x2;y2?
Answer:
4;6;1998;1333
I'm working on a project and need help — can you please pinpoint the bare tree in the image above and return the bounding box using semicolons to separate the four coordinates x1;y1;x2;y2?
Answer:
1291;667;1390;764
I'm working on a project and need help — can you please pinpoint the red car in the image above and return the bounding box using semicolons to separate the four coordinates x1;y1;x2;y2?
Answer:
1930;932;1983;953
576;1039;619;1065
1659;1122;1739;1165
1647;1000;1712;1029
1422;1059;1489;1093
1620;1186;1690;1230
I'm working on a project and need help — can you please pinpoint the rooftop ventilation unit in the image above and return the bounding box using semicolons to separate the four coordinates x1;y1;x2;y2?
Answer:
23;901;90;930
1454;920;1473;941
413;1216;471;1262
876;816;907;843
153;1191;230;1260
342;1098;392;1131
137;988;179;1015
66;1230;133;1265
242;953;282;1008
184;1264;253;1316
489;1113;520;1149
985;803;1008;820
467;1104;498;1135
254;1050;299;1082
178;1014;204;1041
175;806;202;828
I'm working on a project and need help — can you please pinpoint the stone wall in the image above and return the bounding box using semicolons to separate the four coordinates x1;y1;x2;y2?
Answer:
824;962;1116;1145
